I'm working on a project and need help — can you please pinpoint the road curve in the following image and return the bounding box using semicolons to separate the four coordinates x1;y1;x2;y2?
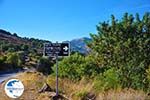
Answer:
0;69;25;84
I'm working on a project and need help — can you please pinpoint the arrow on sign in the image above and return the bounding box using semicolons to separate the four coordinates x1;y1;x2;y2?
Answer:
63;46;68;51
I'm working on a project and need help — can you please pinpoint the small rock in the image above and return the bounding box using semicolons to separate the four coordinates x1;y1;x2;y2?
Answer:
85;92;96;100
38;83;52;93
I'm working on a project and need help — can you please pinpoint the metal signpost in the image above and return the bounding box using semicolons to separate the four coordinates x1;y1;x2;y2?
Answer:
44;42;70;97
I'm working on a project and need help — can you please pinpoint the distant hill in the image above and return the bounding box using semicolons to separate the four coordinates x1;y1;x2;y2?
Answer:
0;29;91;54
0;29;29;45
69;37;91;54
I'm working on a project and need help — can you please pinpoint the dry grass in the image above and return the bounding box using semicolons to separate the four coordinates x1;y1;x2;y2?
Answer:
97;89;149;100
46;75;149;100
0;73;149;100
46;76;95;99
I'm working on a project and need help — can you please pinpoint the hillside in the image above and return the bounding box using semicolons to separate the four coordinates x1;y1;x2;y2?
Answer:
0;29;51;54
0;29;90;54
0;29;31;45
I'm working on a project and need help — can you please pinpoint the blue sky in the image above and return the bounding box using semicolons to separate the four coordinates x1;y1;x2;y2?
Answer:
0;0;150;42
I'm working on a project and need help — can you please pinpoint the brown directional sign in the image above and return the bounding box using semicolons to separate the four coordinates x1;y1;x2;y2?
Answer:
44;43;70;57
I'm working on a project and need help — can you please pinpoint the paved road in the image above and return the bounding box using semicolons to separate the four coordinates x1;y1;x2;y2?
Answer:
0;68;36;84
0;72;18;83
0;69;24;83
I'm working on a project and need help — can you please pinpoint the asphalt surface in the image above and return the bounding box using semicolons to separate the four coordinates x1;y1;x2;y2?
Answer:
0;73;19;83
0;69;24;83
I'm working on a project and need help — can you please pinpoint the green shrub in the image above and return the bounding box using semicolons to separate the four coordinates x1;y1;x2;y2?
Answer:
94;68;121;92
17;51;26;65
53;53;85;80
88;13;150;90
0;56;6;64
0;56;7;70
6;52;22;68
36;57;53;75
53;53;99;80
118;63;146;90
146;66;150;92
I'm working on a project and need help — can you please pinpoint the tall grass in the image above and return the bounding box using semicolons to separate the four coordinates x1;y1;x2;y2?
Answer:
46;75;149;100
